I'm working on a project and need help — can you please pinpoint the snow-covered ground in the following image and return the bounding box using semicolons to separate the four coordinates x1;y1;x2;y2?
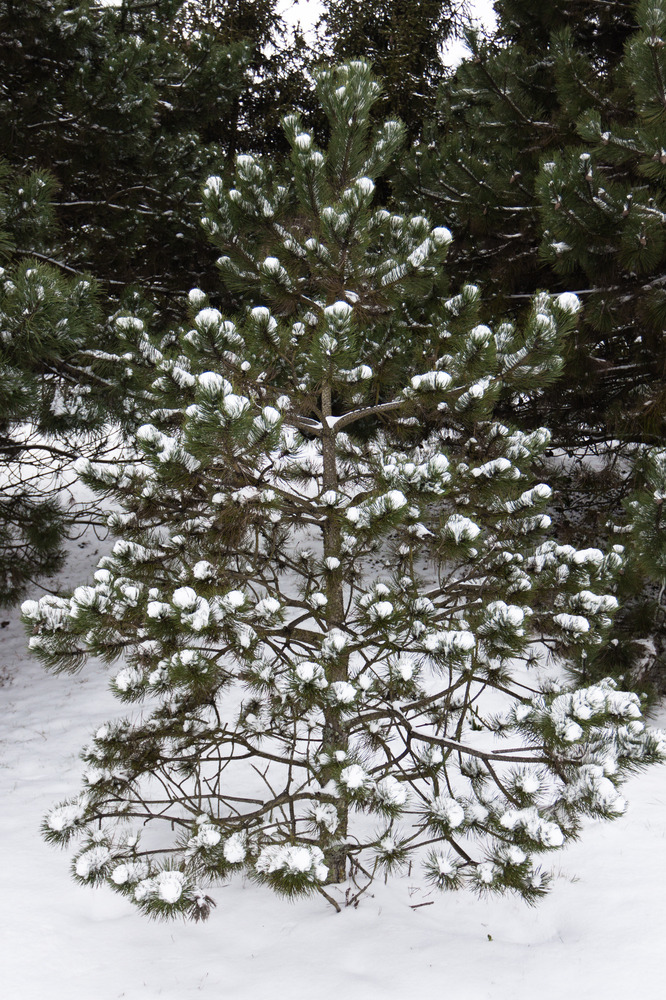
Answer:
2;528;665;1000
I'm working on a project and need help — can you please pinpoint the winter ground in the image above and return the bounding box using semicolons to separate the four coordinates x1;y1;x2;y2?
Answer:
1;529;665;1000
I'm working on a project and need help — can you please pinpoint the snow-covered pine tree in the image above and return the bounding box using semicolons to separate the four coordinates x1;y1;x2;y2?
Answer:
0;161;138;604
0;0;303;604
400;0;666;692
24;63;665;920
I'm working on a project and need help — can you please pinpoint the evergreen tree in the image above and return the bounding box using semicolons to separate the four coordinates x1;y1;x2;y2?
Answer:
316;0;466;137
174;0;310;159
0;0;249;309
400;0;666;690
494;0;636;66
402;0;659;437
536;0;666;441
0;151;167;604
24;63;665;920
0;0;313;315
0;0;308;605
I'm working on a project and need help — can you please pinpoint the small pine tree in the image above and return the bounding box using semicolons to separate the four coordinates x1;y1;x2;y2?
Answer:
24;63;665;920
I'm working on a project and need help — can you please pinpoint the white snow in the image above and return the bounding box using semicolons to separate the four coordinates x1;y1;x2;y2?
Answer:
223;833;247;864
75;845;112;879
192;560;215;580
476;862;496;884
432;226;452;245
324;300;353;320
190;825;222;849
223;589;246;609
2;541;666;1000
113;666;143;692
195;307;223;330
555;292;582;314
554;613;591;634
312;802;339;833
330;681;357;704
355;177;375;197
148;871;185;904
339;764;370;789
500;808;565;848
255;844;327;881
198;371;231;394
434;851;459;876
255;597;281;617
110;861;149;885
411;371;453;392
369;601;394;620
429;795;465;829
172;586;198;610
45;802;84;832
444;514;481;543
376;775;407;807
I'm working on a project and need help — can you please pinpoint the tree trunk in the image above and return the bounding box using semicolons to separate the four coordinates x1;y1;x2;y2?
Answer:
320;381;349;883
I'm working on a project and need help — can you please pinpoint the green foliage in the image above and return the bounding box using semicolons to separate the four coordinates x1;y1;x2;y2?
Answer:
25;63;665;921
494;0;637;65
0;160;169;603
0;0;253;308
402;0;666;438
174;0;310;158
399;0;666;692
0;0;316;605
316;0;466;136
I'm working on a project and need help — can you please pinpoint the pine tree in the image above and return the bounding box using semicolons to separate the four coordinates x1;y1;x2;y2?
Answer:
399;0;666;691
0;164;106;602
0;0;308;605
401;0;655;435
0;153;164;604
494;0;636;66
24;63;665;920
535;0;666;441
0;0;243;309
174;0;310;159
316;0;465;138
0;0;303;314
